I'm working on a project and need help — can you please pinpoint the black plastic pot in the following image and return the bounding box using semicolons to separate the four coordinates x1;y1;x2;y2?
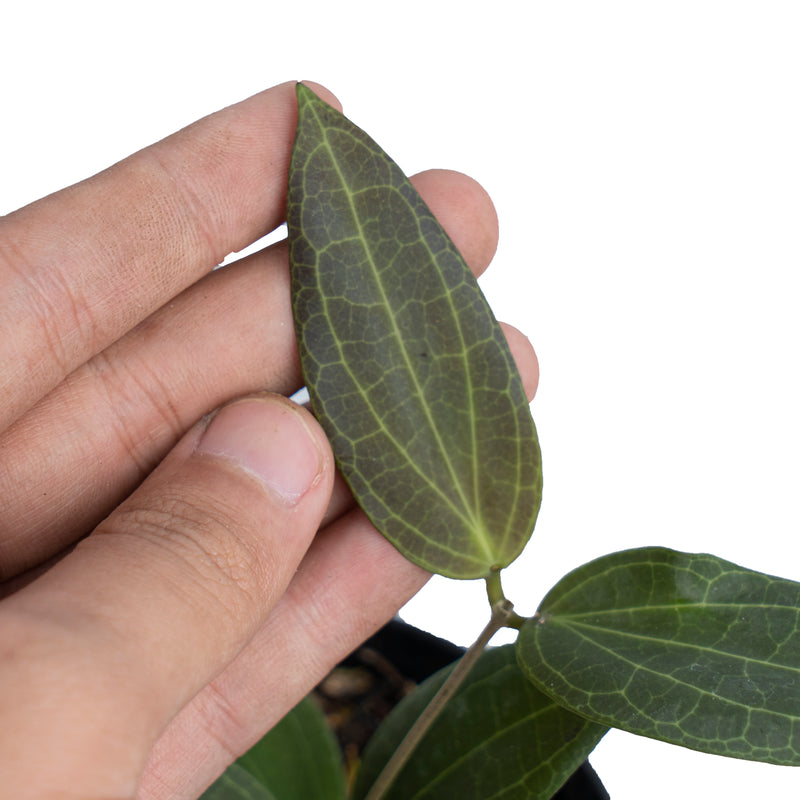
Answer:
314;618;609;799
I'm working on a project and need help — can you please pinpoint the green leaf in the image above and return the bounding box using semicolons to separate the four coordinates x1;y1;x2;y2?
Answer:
200;764;277;800
517;547;800;765
352;645;608;800
287;83;542;579
239;696;346;800
202;696;346;800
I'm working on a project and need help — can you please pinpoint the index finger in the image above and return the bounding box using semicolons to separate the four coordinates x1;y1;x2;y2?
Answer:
0;81;340;432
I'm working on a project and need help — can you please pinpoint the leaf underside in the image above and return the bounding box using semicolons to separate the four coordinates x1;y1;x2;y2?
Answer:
352;645;608;800
287;83;542;579
517;547;800;766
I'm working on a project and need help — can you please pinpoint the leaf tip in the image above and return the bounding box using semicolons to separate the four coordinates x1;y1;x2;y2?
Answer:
295;81;317;107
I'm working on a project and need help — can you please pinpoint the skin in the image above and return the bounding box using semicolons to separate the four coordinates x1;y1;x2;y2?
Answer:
0;81;539;799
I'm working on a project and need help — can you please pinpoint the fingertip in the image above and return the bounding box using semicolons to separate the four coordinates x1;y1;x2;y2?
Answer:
501;322;540;400
196;394;332;505
410;169;499;276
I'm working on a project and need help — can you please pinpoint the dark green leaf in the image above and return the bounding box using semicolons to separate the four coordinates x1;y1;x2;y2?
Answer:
517;547;800;765
200;764;277;800
287;83;542;579
352;645;607;800
238;696;346;800
202;696;346;800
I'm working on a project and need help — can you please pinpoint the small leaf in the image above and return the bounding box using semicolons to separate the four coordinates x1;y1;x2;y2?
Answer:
287;83;542;579
200;764;277;800
517;547;800;765
202;696;346;800
352;645;608;799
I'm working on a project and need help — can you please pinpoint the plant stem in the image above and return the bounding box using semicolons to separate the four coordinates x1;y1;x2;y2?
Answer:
485;568;528;629
363;599;516;800
485;568;506;606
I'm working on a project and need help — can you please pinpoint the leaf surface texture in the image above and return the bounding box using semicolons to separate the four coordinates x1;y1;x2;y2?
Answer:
518;547;800;765
288;84;541;578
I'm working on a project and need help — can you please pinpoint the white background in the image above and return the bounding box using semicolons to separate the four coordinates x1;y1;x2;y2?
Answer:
3;1;799;797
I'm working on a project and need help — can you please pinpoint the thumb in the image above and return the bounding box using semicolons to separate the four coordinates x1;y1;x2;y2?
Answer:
0;393;333;799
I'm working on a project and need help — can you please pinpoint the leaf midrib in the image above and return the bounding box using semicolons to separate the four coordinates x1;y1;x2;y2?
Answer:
543;617;800;701
549;600;800;617
297;145;477;547
537;620;800;712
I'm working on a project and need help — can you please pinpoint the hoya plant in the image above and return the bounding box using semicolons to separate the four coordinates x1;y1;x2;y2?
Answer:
202;84;800;799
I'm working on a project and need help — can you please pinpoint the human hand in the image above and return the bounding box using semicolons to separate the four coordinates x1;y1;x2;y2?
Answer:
0;81;539;798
